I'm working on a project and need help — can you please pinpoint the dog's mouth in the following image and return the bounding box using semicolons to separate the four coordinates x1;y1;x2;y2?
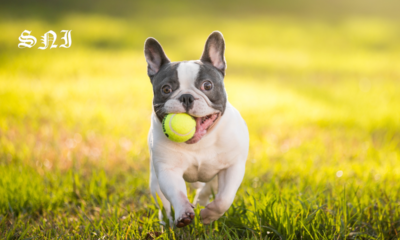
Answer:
186;113;220;144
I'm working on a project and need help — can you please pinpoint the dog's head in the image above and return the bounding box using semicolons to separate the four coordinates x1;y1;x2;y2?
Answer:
144;31;227;144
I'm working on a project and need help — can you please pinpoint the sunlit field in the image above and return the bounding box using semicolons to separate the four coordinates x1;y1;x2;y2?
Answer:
1;2;400;239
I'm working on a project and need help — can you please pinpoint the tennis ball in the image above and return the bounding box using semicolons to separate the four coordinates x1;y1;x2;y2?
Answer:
162;113;196;142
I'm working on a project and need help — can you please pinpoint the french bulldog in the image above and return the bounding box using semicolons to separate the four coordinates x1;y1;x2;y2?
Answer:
144;31;249;228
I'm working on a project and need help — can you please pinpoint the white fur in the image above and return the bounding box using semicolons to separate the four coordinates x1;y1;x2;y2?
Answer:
149;99;249;226
177;61;199;89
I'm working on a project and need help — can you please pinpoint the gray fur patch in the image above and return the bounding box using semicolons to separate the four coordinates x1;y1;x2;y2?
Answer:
195;62;227;115
152;62;180;122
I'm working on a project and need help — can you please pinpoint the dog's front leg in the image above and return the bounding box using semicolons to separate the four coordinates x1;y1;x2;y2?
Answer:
155;164;195;228
200;161;246;224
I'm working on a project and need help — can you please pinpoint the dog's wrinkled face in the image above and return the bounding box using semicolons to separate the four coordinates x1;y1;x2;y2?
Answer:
144;31;227;144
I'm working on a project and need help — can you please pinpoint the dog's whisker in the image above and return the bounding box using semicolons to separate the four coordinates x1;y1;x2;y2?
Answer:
154;108;163;113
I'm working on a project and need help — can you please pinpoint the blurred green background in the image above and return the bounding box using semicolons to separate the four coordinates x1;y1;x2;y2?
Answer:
1;0;400;239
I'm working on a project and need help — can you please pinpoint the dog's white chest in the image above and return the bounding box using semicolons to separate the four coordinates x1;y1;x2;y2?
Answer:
182;148;236;182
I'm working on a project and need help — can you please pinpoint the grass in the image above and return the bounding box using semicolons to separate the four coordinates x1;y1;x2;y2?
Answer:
1;2;400;239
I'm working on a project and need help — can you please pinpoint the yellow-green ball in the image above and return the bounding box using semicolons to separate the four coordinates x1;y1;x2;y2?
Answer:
162;113;196;142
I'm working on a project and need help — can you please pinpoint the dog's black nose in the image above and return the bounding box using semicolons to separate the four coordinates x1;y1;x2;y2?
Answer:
179;94;195;111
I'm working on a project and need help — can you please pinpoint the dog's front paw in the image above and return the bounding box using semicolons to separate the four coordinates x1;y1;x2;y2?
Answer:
200;200;228;225
200;207;214;225
175;204;195;228
200;207;223;225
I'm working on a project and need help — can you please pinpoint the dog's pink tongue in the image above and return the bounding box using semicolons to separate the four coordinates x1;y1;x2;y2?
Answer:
185;114;218;144
186;117;207;144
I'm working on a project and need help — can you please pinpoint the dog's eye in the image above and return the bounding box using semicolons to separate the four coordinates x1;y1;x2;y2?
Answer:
201;81;213;91
162;85;172;94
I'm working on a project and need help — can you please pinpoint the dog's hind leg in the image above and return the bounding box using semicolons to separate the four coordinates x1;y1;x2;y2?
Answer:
192;177;218;207
191;182;205;206
150;160;173;226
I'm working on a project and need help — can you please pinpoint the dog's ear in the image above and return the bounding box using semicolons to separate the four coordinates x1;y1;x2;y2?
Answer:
144;37;170;80
200;31;226;76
